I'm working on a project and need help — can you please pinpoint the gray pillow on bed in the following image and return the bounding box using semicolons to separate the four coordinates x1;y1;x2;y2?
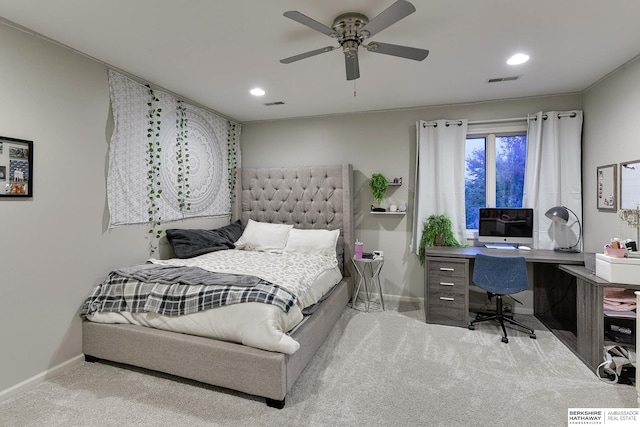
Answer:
166;220;244;259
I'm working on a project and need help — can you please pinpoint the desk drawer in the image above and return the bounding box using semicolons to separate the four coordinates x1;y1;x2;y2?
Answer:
427;298;467;325
425;257;469;327
427;283;466;313
428;274;466;295
427;260;466;278
428;294;465;310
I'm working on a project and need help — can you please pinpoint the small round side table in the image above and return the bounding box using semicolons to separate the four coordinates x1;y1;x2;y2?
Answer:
351;257;385;312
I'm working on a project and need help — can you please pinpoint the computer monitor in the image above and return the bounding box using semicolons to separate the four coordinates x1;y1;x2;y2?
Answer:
478;208;534;247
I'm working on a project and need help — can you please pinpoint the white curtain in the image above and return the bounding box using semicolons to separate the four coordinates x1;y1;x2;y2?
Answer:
523;111;583;249
411;119;468;252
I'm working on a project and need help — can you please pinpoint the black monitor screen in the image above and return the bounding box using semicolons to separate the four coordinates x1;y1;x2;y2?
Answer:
478;208;534;245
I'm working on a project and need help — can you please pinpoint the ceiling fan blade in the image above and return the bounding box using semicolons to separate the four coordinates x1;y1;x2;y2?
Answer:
365;41;429;61
345;52;360;81
283;11;339;37
360;0;416;38
280;46;336;64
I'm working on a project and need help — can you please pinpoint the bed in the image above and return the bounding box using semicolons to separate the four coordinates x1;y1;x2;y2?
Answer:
81;164;354;408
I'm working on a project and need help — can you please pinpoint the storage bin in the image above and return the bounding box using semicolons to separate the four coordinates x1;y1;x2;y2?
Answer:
595;253;640;285
605;247;627;258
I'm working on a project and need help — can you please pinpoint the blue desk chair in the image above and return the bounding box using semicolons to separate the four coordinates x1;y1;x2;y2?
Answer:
468;254;536;343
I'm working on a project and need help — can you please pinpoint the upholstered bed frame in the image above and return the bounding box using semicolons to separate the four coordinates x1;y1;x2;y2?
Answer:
82;164;354;408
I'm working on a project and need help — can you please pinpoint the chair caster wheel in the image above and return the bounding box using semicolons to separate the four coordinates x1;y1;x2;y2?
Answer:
501;337;508;343
530;333;536;339
468;325;475;330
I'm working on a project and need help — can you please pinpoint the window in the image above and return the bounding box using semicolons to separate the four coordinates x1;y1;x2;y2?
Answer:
465;130;527;230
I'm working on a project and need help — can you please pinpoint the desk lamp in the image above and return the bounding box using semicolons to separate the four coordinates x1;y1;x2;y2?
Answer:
545;205;582;253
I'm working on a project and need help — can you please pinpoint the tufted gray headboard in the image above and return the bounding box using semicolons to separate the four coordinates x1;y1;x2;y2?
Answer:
233;164;354;276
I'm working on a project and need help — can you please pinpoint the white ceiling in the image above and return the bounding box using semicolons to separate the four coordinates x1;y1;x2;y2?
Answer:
1;1;640;123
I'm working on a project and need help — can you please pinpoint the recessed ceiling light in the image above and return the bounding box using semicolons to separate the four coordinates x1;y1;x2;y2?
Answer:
507;53;529;65
250;88;265;96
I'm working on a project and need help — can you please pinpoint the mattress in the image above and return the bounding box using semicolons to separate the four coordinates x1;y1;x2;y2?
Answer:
84;250;342;354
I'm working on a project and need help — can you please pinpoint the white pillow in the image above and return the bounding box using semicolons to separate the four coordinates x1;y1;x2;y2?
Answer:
283;228;340;257
234;219;292;252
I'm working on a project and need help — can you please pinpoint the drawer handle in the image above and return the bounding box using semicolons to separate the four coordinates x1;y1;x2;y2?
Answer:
439;267;455;272
439;297;455;301
439;282;455;286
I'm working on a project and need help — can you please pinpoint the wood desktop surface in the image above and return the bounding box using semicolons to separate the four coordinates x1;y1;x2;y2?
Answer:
423;246;584;265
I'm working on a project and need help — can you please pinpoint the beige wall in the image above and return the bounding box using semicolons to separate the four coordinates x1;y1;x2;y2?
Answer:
0;23;226;393
2;15;640;397
582;58;640;252
241;96;582;301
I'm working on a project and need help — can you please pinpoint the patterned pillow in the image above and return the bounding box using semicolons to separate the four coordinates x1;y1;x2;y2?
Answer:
166;220;244;259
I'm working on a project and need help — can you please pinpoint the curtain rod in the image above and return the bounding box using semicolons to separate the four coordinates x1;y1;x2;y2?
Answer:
422;112;578;127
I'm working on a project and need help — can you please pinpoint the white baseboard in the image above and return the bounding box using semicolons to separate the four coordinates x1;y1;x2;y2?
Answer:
357;293;534;316
353;293;423;307
380;294;422;304
0;354;85;403
469;302;533;315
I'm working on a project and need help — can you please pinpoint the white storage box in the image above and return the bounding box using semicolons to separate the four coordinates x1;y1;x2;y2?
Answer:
595;253;640;285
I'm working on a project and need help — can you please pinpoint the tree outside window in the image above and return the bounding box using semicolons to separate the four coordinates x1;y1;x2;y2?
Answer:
465;134;527;229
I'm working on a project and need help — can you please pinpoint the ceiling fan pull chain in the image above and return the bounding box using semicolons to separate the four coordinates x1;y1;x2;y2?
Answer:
354;79;357;97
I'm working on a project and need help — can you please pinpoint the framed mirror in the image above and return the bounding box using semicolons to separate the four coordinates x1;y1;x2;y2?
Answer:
620;159;640;210
596;164;616;211
0;136;33;198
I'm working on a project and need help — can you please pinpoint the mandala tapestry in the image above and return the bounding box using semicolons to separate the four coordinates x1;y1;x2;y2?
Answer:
107;70;241;227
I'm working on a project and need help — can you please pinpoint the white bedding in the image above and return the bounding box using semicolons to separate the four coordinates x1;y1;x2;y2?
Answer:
149;249;341;309
86;250;342;354
88;302;304;354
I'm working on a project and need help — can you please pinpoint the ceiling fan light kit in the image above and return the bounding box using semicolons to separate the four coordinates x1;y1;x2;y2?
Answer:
280;0;429;81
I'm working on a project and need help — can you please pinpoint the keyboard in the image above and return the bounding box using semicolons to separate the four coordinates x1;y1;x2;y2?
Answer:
484;243;516;250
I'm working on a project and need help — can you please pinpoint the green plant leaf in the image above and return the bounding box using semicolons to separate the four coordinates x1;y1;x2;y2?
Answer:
417;214;463;265
369;173;389;205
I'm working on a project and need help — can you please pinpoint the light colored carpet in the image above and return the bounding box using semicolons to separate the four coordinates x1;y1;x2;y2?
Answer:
1;303;636;426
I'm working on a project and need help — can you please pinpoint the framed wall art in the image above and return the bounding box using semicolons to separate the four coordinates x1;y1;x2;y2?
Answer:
1;136;33;197
620;159;640;210
596;164;616;211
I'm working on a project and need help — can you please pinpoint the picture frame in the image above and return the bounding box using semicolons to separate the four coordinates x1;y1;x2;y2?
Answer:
1;136;33;197
596;164;616;211
620;159;640;210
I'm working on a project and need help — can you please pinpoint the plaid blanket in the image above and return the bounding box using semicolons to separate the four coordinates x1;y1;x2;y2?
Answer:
80;270;297;317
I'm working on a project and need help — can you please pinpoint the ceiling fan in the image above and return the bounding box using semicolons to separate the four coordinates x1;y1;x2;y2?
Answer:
280;0;429;81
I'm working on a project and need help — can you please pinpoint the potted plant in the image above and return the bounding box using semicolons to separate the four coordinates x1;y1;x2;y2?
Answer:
418;213;463;264
370;173;389;207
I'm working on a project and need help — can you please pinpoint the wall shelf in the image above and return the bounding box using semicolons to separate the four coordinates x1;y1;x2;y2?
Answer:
370;211;406;215
370;177;404;215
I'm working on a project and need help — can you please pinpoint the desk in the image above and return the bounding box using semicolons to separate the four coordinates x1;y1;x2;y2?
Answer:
351;257;385;312
424;247;583;326
556;265;639;372
424;247;640;372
